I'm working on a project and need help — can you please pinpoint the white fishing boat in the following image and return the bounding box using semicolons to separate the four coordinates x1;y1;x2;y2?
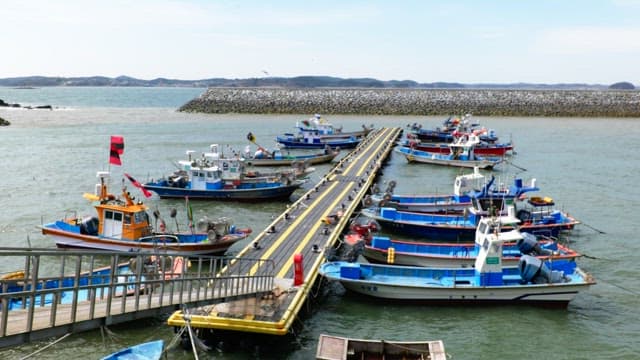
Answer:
396;134;503;169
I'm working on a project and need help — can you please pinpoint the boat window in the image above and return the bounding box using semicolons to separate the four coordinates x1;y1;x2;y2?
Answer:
478;222;487;234
124;214;131;225
134;211;147;224
113;212;123;221
105;210;113;220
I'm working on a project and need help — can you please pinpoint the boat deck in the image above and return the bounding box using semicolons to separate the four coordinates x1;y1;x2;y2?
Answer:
167;127;402;335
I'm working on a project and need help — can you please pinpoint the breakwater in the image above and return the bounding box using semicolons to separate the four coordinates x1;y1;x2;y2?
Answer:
179;88;640;117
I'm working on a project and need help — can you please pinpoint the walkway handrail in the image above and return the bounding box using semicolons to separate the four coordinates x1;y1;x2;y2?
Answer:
0;247;275;347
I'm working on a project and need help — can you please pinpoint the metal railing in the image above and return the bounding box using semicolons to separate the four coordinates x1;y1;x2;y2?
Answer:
0;247;274;346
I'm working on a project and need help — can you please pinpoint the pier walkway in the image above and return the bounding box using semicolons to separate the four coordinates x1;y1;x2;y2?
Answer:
167;127;402;335
0;248;274;348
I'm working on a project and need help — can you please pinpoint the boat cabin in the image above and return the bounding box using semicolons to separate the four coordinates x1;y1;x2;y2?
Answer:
297;114;341;135
473;207;522;285
448;134;481;160
91;172;153;240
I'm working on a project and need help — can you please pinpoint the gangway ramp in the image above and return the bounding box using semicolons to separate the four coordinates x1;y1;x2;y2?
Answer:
167;127;402;335
0;248;274;348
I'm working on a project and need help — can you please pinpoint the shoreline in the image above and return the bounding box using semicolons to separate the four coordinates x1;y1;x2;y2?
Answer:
179;88;640;117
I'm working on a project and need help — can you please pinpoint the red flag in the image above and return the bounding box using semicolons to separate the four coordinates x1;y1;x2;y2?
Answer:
124;173;152;198
109;135;124;166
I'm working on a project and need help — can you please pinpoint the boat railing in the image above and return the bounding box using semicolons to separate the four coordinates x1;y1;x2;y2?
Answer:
0;247;275;344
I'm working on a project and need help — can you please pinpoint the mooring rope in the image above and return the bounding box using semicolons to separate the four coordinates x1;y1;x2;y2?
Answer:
19;333;72;360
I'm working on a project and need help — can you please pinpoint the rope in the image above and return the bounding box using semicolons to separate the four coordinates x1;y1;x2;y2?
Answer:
601;279;640;296
164;325;187;352
19;333;72;360
580;221;606;234
504;159;527;172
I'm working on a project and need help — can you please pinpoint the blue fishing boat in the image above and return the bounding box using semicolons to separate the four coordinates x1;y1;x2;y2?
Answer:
275;114;371;149
396;134;503;169
320;211;595;307
360;197;579;241
276;131;363;149
297;114;373;139
101;340;164;360
367;169;540;214
143;145;306;201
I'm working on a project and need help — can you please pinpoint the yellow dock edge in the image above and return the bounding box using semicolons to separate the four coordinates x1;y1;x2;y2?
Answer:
166;265;324;336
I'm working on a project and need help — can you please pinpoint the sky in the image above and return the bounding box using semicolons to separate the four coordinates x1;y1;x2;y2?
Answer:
2;0;640;85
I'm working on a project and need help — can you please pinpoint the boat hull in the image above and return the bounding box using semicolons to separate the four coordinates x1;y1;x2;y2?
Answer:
406;142;513;156
362;238;580;268
361;208;578;242
371;193;471;213
101;340;164;360
143;181;303;201
320;262;594;307
395;147;502;169
42;225;247;255
275;137;361;149
246;152;337;167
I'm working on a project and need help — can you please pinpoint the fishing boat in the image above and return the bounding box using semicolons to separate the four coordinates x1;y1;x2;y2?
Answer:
276;115;371;149
0;257;185;311
366;169;540;214
42;171;252;255
143;145;307;201
360;203;578;242
359;234;580;268
400;135;514;156
276;130;364;149
320;210;595;307
243;143;340;167
101;340;164;360
297;114;373;139
396;134;504;169
408;114;500;144
316;334;447;360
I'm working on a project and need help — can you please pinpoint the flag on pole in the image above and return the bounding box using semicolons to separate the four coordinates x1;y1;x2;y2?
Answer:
109;135;125;166
124;173;152;198
247;132;256;143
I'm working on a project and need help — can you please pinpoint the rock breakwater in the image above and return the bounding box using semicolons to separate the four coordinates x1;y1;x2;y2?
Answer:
179;88;640;117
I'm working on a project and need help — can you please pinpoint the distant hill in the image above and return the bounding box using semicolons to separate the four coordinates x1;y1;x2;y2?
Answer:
0;75;628;90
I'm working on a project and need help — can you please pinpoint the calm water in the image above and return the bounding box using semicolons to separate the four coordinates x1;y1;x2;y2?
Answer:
0;87;639;359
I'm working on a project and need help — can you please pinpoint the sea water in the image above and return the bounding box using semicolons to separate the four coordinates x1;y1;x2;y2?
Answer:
0;87;639;359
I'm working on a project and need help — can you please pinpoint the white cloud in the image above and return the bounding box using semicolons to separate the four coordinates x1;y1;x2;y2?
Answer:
533;26;640;55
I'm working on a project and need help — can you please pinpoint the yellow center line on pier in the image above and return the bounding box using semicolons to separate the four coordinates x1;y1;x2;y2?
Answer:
244;128;397;277
247;181;340;276
279;128;397;278
277;182;356;278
